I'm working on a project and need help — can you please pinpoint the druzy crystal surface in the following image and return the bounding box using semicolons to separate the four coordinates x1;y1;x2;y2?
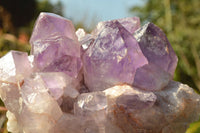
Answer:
0;12;200;133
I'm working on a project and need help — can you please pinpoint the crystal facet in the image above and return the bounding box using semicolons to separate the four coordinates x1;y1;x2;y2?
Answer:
134;22;178;76
20;74;63;133
133;22;178;90
83;20;147;91
30;12;82;78
104;82;200;132
133;63;171;91
92;17;140;35
30;12;77;44
0;50;32;84
0;13;199;133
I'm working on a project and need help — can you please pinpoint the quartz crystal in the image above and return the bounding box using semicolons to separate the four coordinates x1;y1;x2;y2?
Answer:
134;22;178;76
30;12;82;78
0;50;32;84
20;75;63;133
83;20;148;91
133;22;178;91
30;12;77;44
0;12;199;133
104;82;200;133
74;92;107;132
133;63;171;91
92;17;140;35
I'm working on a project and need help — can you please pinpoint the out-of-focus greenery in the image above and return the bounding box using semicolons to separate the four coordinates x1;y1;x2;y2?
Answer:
130;0;200;132
0;34;31;56
186;120;200;133
0;0;63;35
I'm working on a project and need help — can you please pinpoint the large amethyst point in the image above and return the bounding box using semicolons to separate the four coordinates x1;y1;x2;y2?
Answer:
134;22;178;76
133;22;178;91
83;20;147;91
30;12;82;78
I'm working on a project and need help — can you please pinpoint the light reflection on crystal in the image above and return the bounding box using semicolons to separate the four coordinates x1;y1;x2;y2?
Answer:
0;13;199;133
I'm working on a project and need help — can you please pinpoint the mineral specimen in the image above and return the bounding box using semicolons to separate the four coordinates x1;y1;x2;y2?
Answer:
133;22;178;91
83;20;148;91
0;12;199;133
0;50;32;84
134;22;178;76
30;12;82;78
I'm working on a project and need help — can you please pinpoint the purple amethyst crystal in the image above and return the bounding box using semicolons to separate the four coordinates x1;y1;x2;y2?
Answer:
92;17;140;35
30;12;77;44
0;13;199;133
133;63;171;91
134;22;178;76
133;22;178;91
117;17;140;34
30;12;82;78
83;20;147;91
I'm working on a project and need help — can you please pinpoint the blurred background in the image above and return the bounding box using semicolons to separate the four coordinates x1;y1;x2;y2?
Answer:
0;0;199;132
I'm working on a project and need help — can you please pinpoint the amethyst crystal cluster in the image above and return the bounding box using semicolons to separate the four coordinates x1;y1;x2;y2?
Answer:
0;12;199;133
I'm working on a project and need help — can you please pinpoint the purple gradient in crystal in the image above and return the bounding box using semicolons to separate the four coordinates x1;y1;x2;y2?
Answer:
39;72;67;100
106;85;157;111
134;63;171;91
134;22;178;76
30;12;77;48
32;35;82;77
83;20;147;91
30;13;82;78
117;17;140;34
92;17;140;36
0;14;199;133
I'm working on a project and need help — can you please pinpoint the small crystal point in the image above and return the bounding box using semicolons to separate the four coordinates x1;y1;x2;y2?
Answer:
20;74;63;133
74;91;107;115
74;91;108;132
92;17;140;35
0;50;32;84
133;63;171;91
116;17;140;34
39;72;67;100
